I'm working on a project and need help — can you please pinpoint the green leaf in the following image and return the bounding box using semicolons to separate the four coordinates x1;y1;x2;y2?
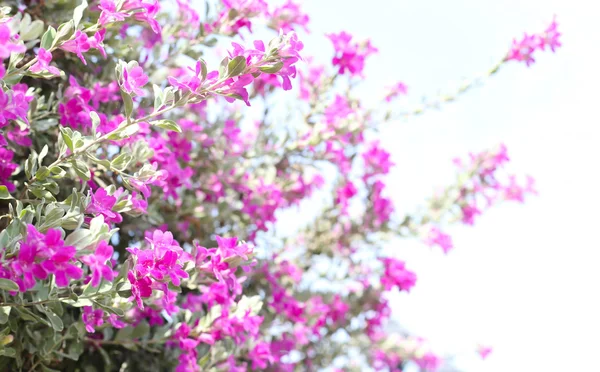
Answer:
227;56;247;78
199;59;208;80
150;119;182;133
110;152;132;171
0;307;10;325
107;123;139;140
92;301;124;317
152;84;163;112
53;20;74;48
258;61;284;74
21;20;44;41
0;347;16;358
38;145;49;166
0;279;19;292
59;127;74;152
130;320;149;339
40;307;63;332
39;207;66;231
71;159;91;181
40;26;57;50
64;229;93;249
73;0;88;28
60;298;93;307
114;326;133;341
0;186;12;200
121;90;134;118
90;111;100;135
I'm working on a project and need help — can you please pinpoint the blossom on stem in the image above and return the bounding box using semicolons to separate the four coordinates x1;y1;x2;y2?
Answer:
327;31;377;76
82;306;105;333
380;257;417;292
81;241;115;287
29;48;61;76
0;24;25;59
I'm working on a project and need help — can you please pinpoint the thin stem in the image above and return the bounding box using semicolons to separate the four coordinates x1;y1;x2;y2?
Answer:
391;59;505;119
0;299;55;307
84;337;166;346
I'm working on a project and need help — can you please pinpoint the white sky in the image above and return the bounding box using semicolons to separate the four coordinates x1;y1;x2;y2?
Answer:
301;0;600;370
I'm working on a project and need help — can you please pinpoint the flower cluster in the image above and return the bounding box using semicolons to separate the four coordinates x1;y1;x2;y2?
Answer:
0;2;558;371
506;17;561;66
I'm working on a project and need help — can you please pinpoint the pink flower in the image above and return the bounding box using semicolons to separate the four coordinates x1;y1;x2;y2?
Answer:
82;306;104;333
362;141;394;181
60;31;93;65
0;86;32;126
502;175;537;203
128;271;153;309
424;226;454;254
324;95;353;127
478;345;493;359
539;17;561;52
41;246;84;287
335;181;357;214
99;0;130;25
385;81;408;102
29;48;61;76
0;24;26;59
327;31;377;76
0;147;18;192
269;0;309;33
10;225;82;291
380;257;417;292
506;33;538;66
123;0;161;34
249;341;275;369
10;229;48;292
81;241;115;287
369;181;394;228
86;187;122;224
506;18;561;66
121;63;148;96
461;203;481;225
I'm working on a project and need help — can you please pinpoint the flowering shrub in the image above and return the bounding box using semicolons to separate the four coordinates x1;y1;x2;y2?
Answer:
0;1;559;371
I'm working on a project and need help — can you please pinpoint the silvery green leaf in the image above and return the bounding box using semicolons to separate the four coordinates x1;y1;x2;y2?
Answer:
150;119;181;133
0;307;10;325
38;145;49;166
40;26;57;50
64;229;93;249
73;0;88;28
71;159;90;181
90;111;100;136
227;56;247;77
21;20;44;41
0;279;19;292
121;90;133;118
53;20;74;48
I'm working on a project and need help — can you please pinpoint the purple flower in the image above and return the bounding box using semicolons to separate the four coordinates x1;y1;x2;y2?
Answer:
0;24;26;59
82;306;104;333
86;187;122;224
29;48;61;76
327;31;377;76
424;226;454;254
128;271;153;309
380;257;416;292
81;241;115;287
41;245;83;287
99;0;130;26
10;225;82;291
0;147;18;192
121;62;148;96
60;31;93;65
